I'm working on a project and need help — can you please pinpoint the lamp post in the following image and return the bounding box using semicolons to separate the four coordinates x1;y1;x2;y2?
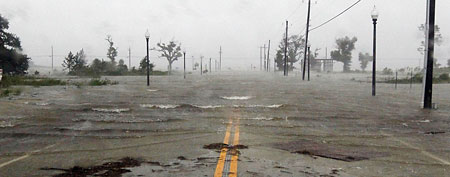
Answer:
183;49;186;79
371;6;379;96
307;43;311;81
145;30;150;86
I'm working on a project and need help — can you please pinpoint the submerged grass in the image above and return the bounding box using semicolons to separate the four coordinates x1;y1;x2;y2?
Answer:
0;88;22;97
88;79;118;86
0;75;66;88
383;73;450;84
0;75;118;89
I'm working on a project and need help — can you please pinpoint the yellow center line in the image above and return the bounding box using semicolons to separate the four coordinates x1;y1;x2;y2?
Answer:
381;131;450;165
229;119;240;177
214;121;233;177
0;143;58;169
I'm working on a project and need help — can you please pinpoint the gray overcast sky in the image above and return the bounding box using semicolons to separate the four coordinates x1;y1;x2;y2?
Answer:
1;0;449;71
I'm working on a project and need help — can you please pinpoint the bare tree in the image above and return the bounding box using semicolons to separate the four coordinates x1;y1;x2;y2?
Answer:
154;41;182;74
105;35;118;65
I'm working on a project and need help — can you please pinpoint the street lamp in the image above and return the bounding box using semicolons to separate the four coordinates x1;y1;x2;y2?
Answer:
183;49;186;79
145;30;150;86
307;43;311;81
371;6;378;96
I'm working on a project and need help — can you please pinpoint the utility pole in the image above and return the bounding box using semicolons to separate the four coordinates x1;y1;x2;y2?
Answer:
395;70;398;89
263;44;267;71
324;47;328;71
260;46;263;71
200;56;203;75
219;46;222;71
302;0;311;80
274;51;277;73
128;47;131;70
423;0;436;109
209;58;212;74
183;51;186;79
267;40;271;72
284;21;289;76
307;45;311;81
51;46;54;72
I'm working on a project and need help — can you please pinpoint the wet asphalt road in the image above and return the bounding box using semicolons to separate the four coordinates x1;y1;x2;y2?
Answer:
1;71;450;176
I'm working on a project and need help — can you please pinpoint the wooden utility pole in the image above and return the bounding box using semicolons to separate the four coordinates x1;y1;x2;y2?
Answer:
395;71;398;89
423;0;436;109
302;0;311;80
128;47;131;70
183;51;186;79
200;56;203;75
260;46;263;71
51;46;53;71
267;40;271;72
263;44;267;71
192;56;195;71
284;21;289;76
219;46;222;71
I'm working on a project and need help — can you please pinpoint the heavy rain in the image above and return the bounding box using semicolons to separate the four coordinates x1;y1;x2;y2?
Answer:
1;0;450;176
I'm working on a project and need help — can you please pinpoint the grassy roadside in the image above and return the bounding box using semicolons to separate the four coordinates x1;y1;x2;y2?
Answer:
383;73;450;84
0;76;119;97
0;75;66;88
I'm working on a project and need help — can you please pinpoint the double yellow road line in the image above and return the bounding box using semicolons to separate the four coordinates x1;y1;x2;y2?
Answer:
214;119;240;177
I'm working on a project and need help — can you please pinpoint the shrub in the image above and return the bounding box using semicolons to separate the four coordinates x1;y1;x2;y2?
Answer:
88;79;118;86
0;88;22;97
438;73;449;81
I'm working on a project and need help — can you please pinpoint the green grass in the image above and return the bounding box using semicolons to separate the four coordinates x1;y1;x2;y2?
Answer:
383;73;450;84
0;88;22;97
88;79;118;86
1;75;66;88
151;71;169;76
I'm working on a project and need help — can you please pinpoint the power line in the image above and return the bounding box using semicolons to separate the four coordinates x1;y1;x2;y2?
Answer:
309;0;363;32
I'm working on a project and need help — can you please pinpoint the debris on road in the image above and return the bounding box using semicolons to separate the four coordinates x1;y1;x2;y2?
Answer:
273;140;387;162
203;143;248;150
41;157;141;177
424;131;446;135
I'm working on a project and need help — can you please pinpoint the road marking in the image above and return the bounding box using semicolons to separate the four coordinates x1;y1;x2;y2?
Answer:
229;119;240;177
0;143;58;169
381;132;450;165
214;121;233;177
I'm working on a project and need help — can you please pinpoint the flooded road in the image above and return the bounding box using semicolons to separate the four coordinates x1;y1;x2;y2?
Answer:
1;72;450;176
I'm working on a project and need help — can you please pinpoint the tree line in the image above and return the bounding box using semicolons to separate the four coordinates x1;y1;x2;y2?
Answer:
0;14;30;75
62;35;185;76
